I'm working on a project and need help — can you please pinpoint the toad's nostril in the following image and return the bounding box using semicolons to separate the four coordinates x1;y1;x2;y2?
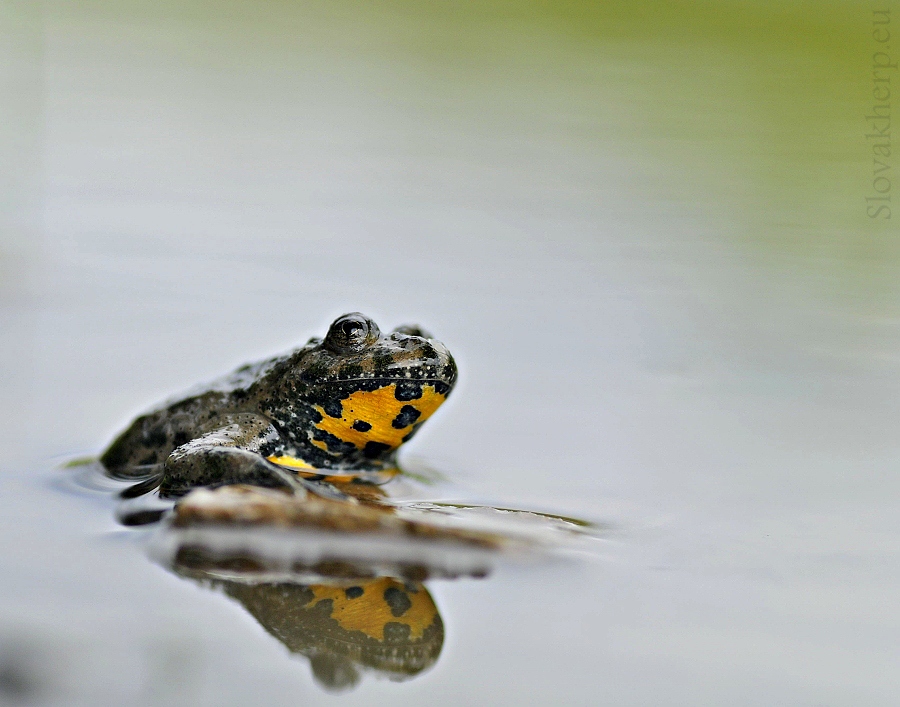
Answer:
392;324;434;339
389;333;420;349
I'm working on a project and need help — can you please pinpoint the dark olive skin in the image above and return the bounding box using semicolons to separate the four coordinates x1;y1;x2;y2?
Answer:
101;313;457;497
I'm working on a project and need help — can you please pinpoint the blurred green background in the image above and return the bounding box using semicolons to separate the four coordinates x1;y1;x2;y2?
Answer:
2;0;891;265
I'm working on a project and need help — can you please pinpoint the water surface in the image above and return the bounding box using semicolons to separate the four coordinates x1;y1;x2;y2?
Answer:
0;1;898;704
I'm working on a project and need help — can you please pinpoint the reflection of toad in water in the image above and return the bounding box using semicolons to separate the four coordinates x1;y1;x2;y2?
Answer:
175;566;444;692
158;483;479;692
147;481;592;692
111;476;597;694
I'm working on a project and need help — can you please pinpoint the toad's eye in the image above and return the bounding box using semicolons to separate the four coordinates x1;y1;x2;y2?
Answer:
324;313;380;354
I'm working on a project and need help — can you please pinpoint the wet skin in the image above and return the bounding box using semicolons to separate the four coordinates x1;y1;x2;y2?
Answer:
101;313;457;498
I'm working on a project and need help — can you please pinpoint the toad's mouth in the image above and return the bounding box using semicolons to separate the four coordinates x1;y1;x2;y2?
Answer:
310;342;457;388
323;376;454;387
314;363;457;392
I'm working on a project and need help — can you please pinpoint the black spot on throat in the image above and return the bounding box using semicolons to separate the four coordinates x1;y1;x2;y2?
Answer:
391;405;421;429
383;587;413;617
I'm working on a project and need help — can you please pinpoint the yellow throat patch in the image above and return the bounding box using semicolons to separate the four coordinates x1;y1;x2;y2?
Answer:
306;579;439;641
312;383;446;452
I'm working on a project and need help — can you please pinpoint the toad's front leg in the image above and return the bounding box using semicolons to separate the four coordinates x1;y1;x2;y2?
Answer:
159;413;307;498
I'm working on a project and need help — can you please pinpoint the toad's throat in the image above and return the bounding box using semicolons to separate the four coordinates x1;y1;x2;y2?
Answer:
302;578;440;641
313;383;446;453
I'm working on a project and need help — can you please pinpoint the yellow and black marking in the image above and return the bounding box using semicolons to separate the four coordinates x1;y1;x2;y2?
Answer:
266;453;400;484
304;577;439;642
210;576;445;686
313;383;446;456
